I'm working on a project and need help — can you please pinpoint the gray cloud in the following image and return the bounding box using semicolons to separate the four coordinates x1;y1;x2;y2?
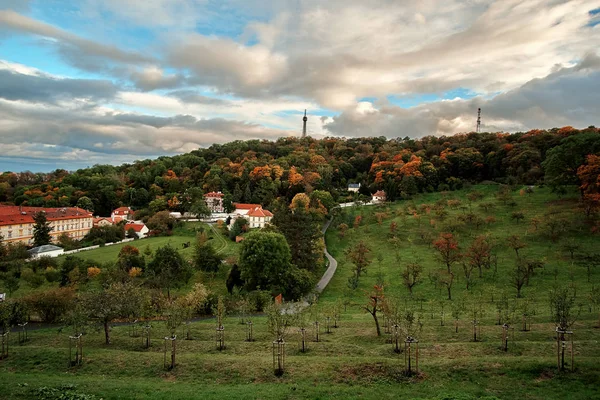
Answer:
324;54;600;137
0;69;118;104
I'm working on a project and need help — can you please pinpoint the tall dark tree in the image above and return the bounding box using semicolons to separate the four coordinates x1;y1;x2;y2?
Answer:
272;198;323;272
33;211;53;247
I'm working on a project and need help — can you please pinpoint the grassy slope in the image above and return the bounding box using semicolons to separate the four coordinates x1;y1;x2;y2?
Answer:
1;186;599;399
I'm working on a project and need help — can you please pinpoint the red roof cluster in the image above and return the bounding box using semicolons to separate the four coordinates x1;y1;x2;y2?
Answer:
233;203;260;210
0;206;92;226
112;207;132;215
205;192;224;198
247;206;273;218
124;222;146;232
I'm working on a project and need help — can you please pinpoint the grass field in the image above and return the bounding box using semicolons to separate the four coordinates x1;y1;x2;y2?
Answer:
1;185;599;399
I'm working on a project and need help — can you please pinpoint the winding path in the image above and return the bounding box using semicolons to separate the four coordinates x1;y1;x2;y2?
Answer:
315;218;338;293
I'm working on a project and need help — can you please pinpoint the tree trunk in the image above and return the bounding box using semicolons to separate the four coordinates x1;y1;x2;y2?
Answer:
373;312;381;337
104;320;111;345
447;286;452;300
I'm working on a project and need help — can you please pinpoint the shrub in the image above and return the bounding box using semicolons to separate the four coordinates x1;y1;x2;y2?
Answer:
24;287;76;323
44;267;60;283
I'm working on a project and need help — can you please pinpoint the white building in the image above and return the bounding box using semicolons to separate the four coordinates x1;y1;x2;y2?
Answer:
230;203;273;229
204;192;224;213
245;206;274;229
111;207;134;222
348;183;361;193
124;222;149;239
28;244;64;259
372;190;386;203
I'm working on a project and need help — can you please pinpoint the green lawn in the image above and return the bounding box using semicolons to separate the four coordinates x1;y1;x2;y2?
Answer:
1;185;599;399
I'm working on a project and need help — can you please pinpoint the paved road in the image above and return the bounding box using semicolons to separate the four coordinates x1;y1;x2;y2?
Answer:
315;218;337;293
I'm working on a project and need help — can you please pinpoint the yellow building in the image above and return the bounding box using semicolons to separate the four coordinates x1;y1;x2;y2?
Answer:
0;206;94;245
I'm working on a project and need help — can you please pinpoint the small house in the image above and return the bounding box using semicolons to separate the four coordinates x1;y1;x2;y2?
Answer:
111;207;134;222
28;244;64;259
124;222;149;239
348;183;361;193
372;190;386;203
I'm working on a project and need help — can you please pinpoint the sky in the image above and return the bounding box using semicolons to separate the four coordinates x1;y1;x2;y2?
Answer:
0;0;599;172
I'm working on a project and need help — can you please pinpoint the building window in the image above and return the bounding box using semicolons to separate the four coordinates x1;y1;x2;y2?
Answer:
7;231;12;238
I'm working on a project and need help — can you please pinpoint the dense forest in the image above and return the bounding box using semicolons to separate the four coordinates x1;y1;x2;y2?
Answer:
1;126;599;217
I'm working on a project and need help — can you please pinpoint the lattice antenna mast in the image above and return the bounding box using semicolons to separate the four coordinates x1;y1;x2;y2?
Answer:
476;108;481;133
302;109;307;138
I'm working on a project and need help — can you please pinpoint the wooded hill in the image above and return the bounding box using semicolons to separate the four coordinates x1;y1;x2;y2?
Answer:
0;126;599;216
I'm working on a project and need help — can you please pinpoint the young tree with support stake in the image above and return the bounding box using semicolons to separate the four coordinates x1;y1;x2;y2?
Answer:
550;286;580;371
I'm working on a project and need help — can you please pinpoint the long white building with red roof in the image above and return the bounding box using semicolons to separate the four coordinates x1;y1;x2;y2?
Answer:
0;205;93;245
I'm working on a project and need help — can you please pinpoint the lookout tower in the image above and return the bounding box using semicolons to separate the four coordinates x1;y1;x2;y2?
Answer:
302;109;307;138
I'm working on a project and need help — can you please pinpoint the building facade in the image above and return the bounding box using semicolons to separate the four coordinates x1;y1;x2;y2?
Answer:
111;207;134;222
348;183;361;193
246;206;273;229
0;206;93;245
372;190;386;203
204;192;225;213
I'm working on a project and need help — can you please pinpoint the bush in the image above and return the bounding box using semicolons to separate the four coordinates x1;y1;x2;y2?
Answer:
21;267;45;288
44;267;60;283
24;287;76;323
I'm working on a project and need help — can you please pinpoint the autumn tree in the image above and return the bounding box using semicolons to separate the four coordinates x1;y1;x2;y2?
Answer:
346;241;372;280
507;235;526;258
433;233;462;273
466;235;493;278
338;223;349;238
402;262;423;295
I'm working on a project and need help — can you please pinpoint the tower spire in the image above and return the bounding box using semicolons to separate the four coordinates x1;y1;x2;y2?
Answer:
302;109;307;138
476;108;481;133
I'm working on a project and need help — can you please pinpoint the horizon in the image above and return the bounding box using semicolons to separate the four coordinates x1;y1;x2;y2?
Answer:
1;1;599;171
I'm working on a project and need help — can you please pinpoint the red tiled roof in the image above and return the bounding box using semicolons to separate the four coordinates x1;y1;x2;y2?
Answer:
124;223;146;232
247;206;273;218
233;203;261;210
204;191;224;198
373;190;386;197
0;206;92;226
112;207;132;214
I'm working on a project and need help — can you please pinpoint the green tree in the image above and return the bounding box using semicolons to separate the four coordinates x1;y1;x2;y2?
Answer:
83;282;147;345
146;245;193;298
76;196;94;212
193;232;223;272
272;200;323;272
239;231;310;298
33;211;53;247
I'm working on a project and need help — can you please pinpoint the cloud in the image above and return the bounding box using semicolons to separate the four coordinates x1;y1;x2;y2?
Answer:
130;67;186;91
164;0;599;108
0;67;118;104
324;54;600;137
0;10;153;69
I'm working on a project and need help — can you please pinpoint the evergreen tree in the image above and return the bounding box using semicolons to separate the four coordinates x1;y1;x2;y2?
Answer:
33;211;53;247
272;200;322;273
